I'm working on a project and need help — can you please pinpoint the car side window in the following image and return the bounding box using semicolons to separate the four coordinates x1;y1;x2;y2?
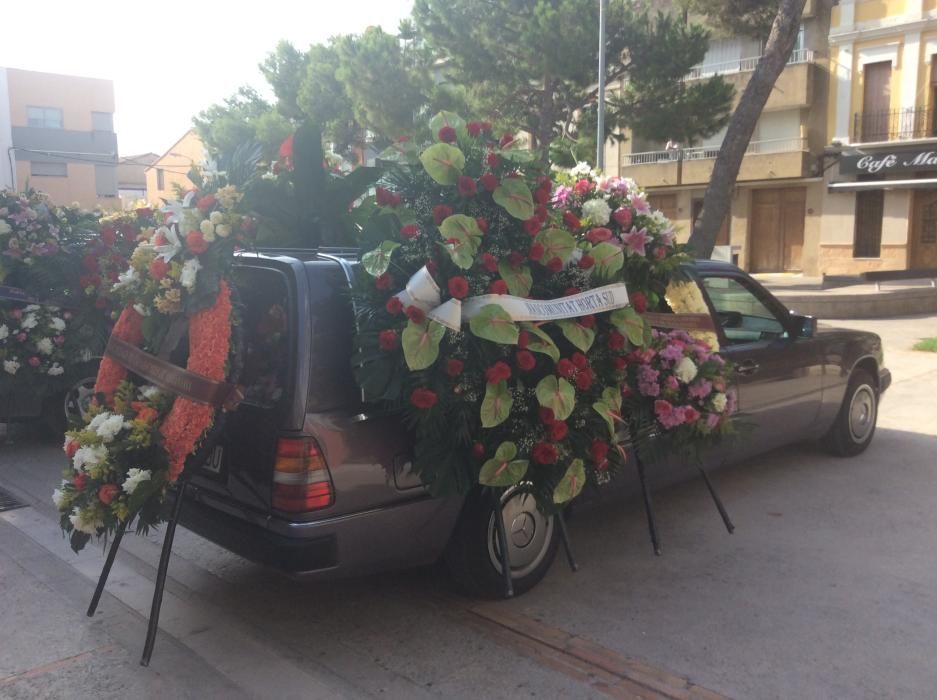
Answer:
701;276;787;345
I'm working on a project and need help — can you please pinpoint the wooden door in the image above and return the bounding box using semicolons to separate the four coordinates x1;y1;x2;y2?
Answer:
692;199;729;245
749;188;805;272
648;194;677;222
862;61;892;141
911;190;937;268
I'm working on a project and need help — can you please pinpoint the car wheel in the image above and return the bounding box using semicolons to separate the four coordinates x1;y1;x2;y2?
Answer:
43;363;99;436
826;368;878;457
444;487;559;599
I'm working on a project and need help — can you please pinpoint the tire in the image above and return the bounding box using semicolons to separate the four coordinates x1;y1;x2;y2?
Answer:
444;487;560;599
42;362;100;437
825;368;878;457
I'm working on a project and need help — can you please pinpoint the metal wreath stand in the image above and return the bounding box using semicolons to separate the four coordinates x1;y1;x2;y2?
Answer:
85;300;245;666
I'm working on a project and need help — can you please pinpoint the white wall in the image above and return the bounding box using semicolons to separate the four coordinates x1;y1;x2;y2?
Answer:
0;68;13;189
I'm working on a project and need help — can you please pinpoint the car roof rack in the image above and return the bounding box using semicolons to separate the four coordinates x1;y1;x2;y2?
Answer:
237;246;361;261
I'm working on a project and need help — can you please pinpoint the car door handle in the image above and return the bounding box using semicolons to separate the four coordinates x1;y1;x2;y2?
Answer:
735;360;760;376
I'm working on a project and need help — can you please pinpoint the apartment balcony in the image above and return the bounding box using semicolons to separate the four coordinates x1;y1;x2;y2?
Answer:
621;137;810;187
686;49;815;111
852;106;937;143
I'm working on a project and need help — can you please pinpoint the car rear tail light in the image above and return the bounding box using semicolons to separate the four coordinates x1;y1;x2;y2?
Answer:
272;436;333;512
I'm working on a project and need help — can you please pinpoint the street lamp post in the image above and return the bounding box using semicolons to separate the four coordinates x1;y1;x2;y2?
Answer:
596;0;607;170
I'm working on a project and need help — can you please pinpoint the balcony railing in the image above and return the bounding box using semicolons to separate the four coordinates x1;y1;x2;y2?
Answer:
686;47;813;80
852;106;936;143
622;137;808;167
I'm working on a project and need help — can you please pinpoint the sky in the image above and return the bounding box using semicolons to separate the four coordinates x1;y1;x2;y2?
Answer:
1;0;413;156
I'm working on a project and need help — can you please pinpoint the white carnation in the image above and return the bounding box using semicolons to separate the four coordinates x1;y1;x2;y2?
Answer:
132;303;151;317
21;313;38;330
3;359;19;375
0;220;11;235
36;337;54;355
0;324;8;341
52;488;66;508
94;413;128;442
73;444;108;471
113;266;140;291
674;356;698;384
209;211;224;225
139;385;161;400
581;198;611;226
24;304;40;312
69;508;103;535
50;317;66;331
711;392;727;413
199;219;215;241
215;224;231;238
122;468;152;495
47;363;64;376
180;257;202;290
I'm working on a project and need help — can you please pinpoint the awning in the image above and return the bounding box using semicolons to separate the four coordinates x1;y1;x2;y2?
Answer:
828;178;937;192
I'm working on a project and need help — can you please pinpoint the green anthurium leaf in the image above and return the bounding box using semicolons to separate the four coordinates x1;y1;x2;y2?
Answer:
469;304;519;345
610;306;649;347
361;241;400;277
442;239;476;270
497;260;533;297
556;319;596;352
377;140;421;164
521;322;560;362
591;242;625;278
602;386;622;411
438;214;482;252
492;178;534;220
419;143;465;185
495;147;537;164
481;380;514;428
401;319;446;370
535;376;575;421
553;459;586;504
592;388;623;438
536;227;577;263
478;441;529;487
429;111;467;137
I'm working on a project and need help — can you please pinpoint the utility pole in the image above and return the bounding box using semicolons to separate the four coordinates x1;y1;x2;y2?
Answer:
596;0;607;170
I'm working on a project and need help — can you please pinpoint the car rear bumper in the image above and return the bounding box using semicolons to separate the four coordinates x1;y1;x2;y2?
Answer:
879;367;892;393
179;483;463;579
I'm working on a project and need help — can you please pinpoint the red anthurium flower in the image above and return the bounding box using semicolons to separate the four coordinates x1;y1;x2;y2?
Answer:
410;388;438;409
467;121;482;137
186;230;209;254
630;291;648;314
479;173;499;192
385;296;403;315
486;152;501;168
481;252;498;273
515;350;536;371
532;442;558;465
400;224;419;239
549;421;569;442
378;329;399;351
448;276;470;299
489;279;508;294
406;305;426;323
447;358;465;377
528;242;544;261
438;125;457;143
458;176;477;196
556;358;575;378
432;204;453;225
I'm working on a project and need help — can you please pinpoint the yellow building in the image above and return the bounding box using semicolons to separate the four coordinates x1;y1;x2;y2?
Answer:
145;130;206;204
0;67;119;209
606;0;831;274
823;0;937;272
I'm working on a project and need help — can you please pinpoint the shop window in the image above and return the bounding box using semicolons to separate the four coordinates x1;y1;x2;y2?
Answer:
854;190;884;258
922;201;937;245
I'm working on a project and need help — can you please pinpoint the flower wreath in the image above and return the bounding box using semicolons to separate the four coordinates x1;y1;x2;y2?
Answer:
353;113;730;508
55;186;251;551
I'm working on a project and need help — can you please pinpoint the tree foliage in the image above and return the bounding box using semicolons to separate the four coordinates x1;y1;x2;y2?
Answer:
691;0;781;40
193;87;290;157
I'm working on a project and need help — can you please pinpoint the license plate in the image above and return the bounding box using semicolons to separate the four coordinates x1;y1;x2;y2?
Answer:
202;445;224;475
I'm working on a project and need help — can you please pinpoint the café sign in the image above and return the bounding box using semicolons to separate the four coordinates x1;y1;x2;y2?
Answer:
841;146;937;175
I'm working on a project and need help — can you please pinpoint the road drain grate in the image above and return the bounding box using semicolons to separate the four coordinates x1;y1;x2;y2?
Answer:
0;487;27;513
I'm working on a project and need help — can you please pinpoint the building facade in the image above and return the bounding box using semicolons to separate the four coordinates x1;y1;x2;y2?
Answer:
118;152;158;208
824;0;937;272
0;67;119;209
145;130;206;204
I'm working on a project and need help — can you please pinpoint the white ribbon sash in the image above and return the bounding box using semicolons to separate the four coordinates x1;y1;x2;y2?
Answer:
396;266;630;331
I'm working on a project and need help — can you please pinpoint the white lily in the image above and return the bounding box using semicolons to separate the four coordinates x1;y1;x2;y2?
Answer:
152;225;183;262
180;257;202;290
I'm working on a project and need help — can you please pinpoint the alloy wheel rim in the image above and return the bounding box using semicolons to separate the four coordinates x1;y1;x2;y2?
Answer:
64;378;96;426
487;489;554;579
848;384;876;443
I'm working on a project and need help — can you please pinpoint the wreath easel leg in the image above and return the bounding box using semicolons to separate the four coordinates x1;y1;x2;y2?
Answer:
140;477;187;667
634;451;662;556
86;522;126;617
556;510;579;572
698;463;734;534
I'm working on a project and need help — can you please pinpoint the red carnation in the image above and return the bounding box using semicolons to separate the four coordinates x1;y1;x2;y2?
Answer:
563;211;581;230
400;224;420;239
683;406;701;423
410;388;438;409
196;193;216;210
574;179;594;196
579;314;595;329
523;217;541;236
73;473;87;490
476;217;488;233
489;279;508;294
534;205;549;223
578;254;595;270
532;442;558;465
186;230;209;254
556;358;575;378
98;484;119;505
438;125;457;143
549;421;569;442
546;257;563;273
486;152;501;168
64;439;79;459
472;441;486;458
614;356;627;371
120;223;135;241
608;330;626;350
575;368;594;390
571;352;588;369
590;440;609;465
479;173;499;192
481;253;498;273
432;204;453;225
448;276;470;299
375;272;394;290
533;187;550;205
586;227;613;243
100;226;117;246
385;296;403;315
612;208;633;228
499;133;515;148
515;350;536;371
508;251;525;267
485;361;512;384
467;121;482;137
149;258;170;280
539;407;555;425
376;187;400;207
518;330;530;349
654;246;668;259
378;329;399;351
446;358;465;377
458;176;477;197
528;242;545;261
406;305;426;323
630;291;648;314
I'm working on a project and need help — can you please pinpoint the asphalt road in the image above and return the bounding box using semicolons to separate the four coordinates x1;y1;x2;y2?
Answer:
1;314;935;700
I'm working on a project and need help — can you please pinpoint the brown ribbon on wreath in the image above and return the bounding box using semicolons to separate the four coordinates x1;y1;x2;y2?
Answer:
642;311;716;332
104;335;244;411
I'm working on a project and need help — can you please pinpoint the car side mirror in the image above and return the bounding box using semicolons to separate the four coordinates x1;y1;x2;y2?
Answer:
789;313;817;338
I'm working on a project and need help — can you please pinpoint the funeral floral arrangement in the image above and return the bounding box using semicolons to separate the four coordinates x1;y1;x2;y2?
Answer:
0;303;70;381
352;112;721;506
0;188;64;275
55;185;251;552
